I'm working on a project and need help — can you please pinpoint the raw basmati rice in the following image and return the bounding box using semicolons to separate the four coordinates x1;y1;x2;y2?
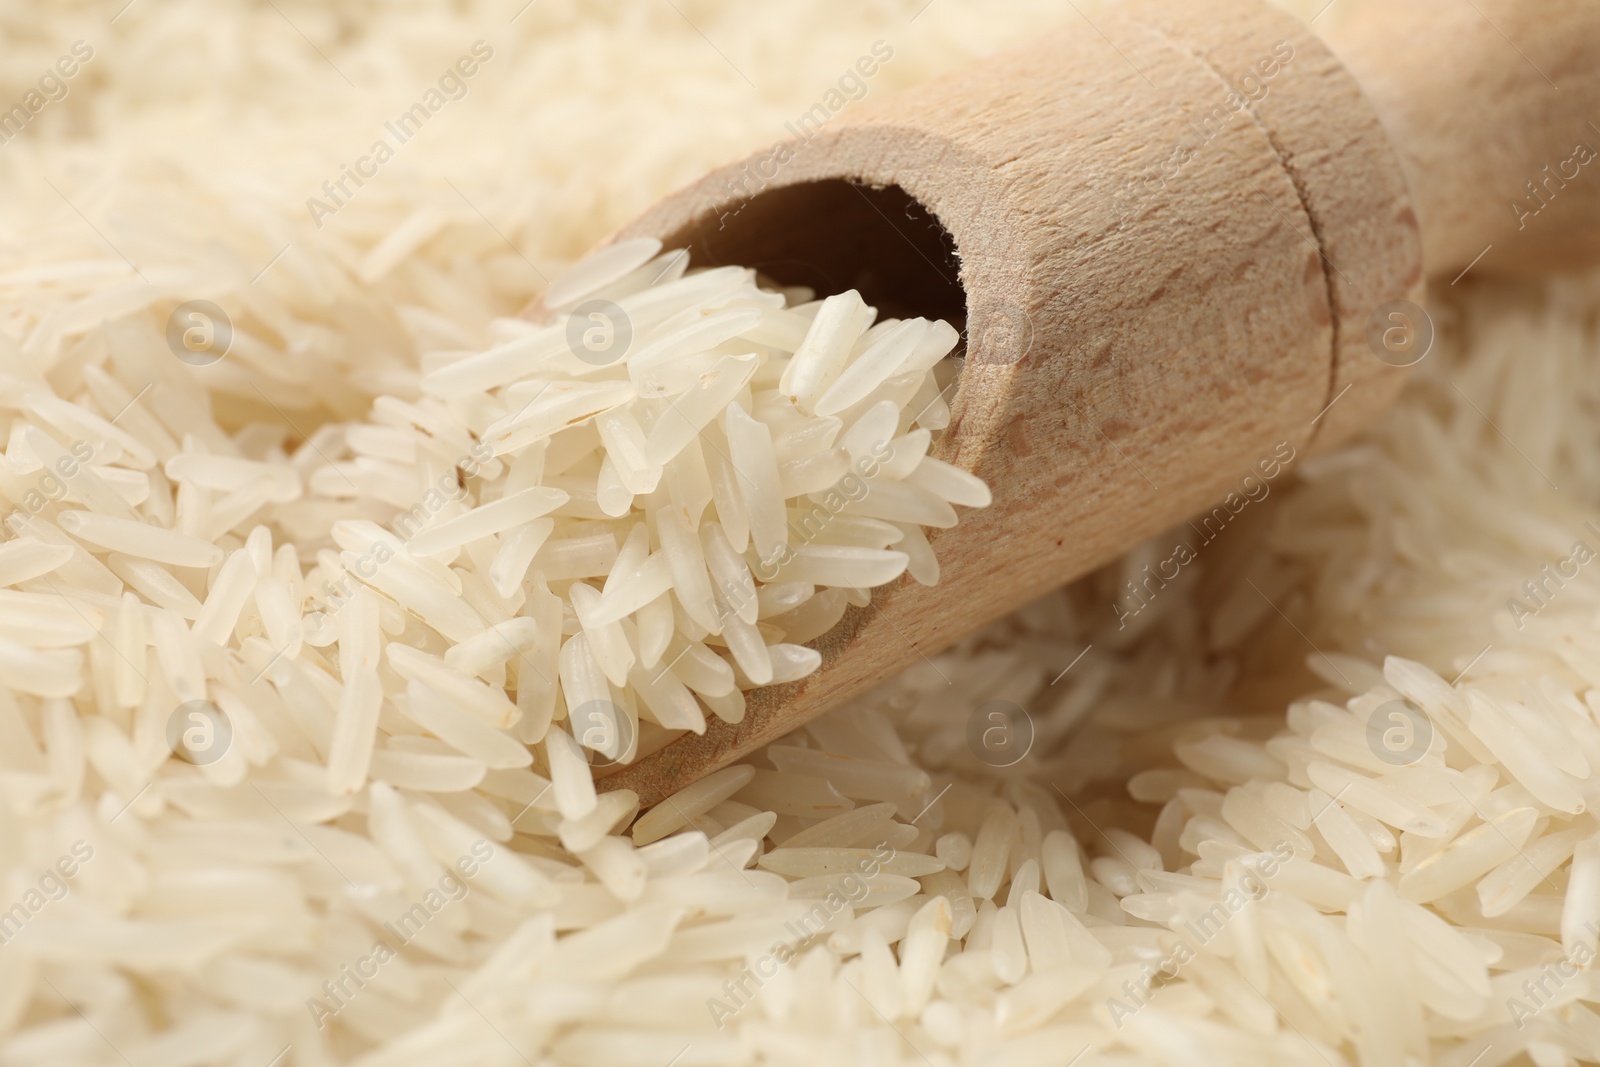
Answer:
3;1;1600;1065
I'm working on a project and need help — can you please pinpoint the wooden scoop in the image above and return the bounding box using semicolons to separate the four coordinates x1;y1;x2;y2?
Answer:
598;0;1600;806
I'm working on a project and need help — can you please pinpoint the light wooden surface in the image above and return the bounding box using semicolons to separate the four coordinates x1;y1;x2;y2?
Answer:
1319;0;1600;277
594;0;1599;808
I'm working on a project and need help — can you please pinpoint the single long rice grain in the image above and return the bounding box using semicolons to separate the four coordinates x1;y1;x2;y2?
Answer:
543;237;663;310
58;510;224;568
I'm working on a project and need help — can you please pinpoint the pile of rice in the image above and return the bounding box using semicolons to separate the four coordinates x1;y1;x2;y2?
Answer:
2;1;1598;1065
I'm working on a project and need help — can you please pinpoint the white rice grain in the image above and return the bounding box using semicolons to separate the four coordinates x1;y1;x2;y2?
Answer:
58;510;224;568
543;236;663;310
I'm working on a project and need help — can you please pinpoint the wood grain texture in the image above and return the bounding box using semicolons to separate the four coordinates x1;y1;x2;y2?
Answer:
1319;0;1600;278
1121;0;1422;452
599;0;1425;807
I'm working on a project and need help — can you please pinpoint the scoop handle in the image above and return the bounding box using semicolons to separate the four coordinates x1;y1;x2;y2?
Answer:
1319;0;1600;277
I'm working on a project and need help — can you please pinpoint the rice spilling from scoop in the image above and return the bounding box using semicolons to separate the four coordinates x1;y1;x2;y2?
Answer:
283;239;982;814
